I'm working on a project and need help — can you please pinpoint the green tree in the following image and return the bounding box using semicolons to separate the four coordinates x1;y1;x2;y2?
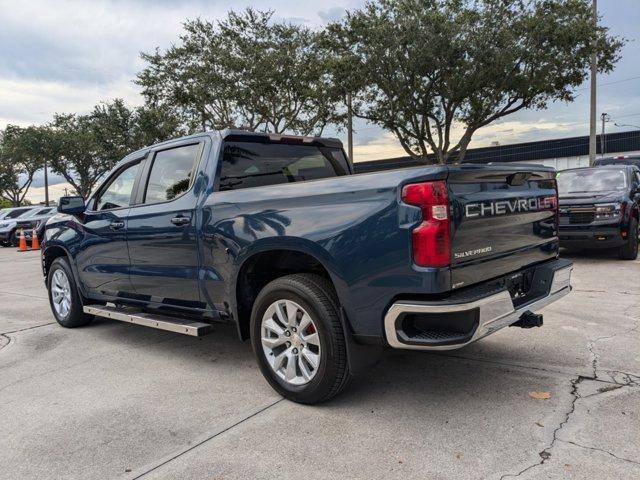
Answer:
325;0;624;163
0;126;46;206
49;99;183;198
137;8;344;135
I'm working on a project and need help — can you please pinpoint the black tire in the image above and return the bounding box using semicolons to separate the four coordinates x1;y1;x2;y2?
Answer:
250;273;352;404
618;218;639;260
47;257;94;328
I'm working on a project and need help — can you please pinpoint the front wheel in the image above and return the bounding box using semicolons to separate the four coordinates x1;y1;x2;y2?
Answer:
250;273;352;404
47;257;94;327
618;218;639;260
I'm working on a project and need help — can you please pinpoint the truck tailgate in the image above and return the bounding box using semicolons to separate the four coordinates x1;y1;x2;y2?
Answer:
447;165;558;289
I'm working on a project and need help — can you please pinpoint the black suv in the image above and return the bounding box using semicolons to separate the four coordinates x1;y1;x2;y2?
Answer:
557;165;640;259
594;155;640;168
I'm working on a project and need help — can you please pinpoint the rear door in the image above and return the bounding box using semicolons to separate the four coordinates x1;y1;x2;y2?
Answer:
447;165;558;289
125;139;206;308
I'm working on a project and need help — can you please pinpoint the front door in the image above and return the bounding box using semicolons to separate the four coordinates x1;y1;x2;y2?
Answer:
75;159;142;297
126;141;205;308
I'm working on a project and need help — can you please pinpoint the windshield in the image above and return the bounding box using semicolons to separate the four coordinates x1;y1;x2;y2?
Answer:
5;208;33;219
557;169;627;195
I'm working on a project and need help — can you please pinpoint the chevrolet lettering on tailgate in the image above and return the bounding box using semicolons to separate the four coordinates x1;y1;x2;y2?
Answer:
465;196;556;218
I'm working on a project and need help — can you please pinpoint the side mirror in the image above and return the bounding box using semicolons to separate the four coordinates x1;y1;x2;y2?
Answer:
58;196;86;215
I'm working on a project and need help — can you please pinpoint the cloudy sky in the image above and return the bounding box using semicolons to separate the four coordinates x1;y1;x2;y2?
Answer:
1;0;638;202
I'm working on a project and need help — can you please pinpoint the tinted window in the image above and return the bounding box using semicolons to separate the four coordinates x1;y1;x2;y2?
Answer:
144;144;200;203
6;208;32;219
558;169;627;195
95;162;141;211
219;141;349;191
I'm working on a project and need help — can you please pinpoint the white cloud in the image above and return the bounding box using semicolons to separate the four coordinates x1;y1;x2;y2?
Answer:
0;76;141;127
25;182;74;205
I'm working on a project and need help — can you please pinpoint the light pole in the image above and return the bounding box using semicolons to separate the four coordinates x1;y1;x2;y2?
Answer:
588;0;598;165
346;92;354;164
600;112;610;157
44;158;49;207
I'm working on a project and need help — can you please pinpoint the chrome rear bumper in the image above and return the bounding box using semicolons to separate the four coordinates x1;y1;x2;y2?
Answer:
384;264;572;351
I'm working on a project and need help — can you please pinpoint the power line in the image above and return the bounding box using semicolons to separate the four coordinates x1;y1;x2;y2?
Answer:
576;74;640;91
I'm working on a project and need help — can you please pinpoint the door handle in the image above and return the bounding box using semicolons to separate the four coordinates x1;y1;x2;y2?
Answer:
171;216;191;226
109;221;125;230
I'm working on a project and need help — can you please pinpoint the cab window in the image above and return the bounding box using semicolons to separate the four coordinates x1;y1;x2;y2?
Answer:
143;144;200;204
94;161;141;211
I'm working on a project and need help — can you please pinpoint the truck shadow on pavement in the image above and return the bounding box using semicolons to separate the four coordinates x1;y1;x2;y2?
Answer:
88;316;563;409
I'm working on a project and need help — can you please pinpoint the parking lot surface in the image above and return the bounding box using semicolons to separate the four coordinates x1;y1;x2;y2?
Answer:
0;247;638;479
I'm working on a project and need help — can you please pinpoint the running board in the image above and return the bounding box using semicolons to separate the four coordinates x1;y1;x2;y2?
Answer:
83;305;212;337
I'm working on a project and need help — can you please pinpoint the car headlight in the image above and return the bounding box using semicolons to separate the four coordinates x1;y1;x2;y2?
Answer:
0;222;9;228
594;203;621;220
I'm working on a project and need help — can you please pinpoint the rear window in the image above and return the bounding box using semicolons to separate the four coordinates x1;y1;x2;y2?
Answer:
219;141;349;191
558;169;627;194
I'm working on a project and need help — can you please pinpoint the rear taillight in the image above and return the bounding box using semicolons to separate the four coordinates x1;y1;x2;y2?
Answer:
401;180;450;267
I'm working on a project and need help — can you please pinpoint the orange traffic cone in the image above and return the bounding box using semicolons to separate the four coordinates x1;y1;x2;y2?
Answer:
17;229;28;252
31;228;40;251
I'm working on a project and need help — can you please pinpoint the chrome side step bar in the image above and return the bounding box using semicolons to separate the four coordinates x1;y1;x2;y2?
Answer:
83;305;212;337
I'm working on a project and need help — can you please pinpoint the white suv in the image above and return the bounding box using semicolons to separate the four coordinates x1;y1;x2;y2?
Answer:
0;207;48;246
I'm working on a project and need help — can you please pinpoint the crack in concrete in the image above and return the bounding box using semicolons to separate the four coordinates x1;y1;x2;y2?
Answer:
0;290;48;300
0;322;56;336
602;370;640;387
499;374;595;479
130;398;284;479
499;317;640;479
0;334;10;351
557;439;640;466
587;313;639;380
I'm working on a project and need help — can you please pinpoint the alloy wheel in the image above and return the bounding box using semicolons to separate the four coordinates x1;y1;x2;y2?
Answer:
51;269;72;319
260;299;321;386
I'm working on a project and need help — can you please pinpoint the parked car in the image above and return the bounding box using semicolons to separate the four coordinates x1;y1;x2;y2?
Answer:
557;165;640;259
594;155;640;168
42;130;572;403
0;206;39;246
12;207;57;246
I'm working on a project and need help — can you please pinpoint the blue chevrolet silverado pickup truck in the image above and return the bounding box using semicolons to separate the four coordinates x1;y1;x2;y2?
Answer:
42;130;572;403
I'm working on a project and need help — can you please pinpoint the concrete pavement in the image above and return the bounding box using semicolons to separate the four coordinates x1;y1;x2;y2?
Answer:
0;247;638;479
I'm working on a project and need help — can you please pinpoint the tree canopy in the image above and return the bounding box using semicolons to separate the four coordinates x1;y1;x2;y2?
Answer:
47;99;184;198
0;0;628;205
136;8;344;135
0;99;185;204
0;126;48;206
325;0;624;163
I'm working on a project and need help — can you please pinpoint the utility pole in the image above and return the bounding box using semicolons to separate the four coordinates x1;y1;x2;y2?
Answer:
600;112;609;157
44;158;49;207
588;0;597;165
346;92;354;164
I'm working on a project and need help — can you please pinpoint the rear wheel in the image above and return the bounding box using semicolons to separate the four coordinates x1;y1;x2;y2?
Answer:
250;273;352;404
47;257;94;327
618;218;639;260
